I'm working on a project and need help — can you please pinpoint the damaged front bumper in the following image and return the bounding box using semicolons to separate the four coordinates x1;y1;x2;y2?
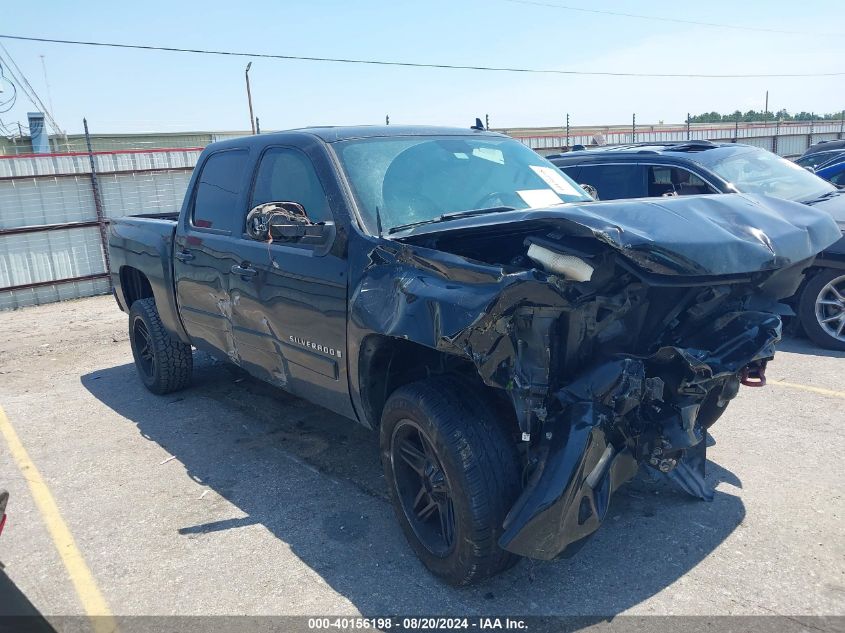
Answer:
499;311;781;560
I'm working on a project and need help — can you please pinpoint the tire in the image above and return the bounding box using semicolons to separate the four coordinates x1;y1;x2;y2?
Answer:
128;298;193;394
380;377;522;586
798;269;845;351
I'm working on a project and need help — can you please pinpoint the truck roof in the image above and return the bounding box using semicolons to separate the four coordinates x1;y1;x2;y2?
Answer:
207;125;505;151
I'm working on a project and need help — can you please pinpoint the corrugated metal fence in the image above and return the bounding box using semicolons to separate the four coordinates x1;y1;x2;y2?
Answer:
507;120;844;155
0;147;200;310
0;120;841;310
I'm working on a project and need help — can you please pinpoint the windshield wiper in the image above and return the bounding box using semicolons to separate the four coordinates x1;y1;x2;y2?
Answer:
807;190;840;202
387;206;515;235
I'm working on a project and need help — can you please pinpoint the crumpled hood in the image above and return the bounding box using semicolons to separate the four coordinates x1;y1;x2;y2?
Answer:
394;193;841;277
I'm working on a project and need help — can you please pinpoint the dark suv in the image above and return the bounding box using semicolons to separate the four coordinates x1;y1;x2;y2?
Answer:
549;141;845;350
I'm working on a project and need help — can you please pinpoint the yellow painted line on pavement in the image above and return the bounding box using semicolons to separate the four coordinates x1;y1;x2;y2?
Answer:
770;380;845;399
0;404;117;633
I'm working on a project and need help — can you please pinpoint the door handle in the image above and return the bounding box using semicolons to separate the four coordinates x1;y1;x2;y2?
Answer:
175;250;195;262
231;264;257;279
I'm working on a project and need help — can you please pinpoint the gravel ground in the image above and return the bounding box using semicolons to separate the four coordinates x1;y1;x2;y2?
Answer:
0;295;842;620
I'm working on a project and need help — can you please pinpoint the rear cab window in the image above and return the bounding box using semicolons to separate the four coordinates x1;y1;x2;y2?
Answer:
191;149;250;233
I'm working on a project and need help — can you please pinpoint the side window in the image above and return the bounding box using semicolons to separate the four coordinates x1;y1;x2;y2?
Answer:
192;149;249;232
577;164;645;200
249;148;332;224
829;170;845;186
648;166;717;197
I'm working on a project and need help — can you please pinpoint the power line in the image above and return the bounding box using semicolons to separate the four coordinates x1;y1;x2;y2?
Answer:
0;60;16;113
0;42;64;134
0;34;841;79
502;0;832;36
39;54;56;118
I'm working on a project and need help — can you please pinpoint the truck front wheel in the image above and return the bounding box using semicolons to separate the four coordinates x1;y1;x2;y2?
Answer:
380;377;522;585
129;298;193;394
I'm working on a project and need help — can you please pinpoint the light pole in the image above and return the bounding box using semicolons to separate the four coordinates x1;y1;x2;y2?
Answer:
245;62;256;135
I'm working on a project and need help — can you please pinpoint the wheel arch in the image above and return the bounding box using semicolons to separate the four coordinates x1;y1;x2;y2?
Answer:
356;334;512;431
117;265;190;344
119;265;154;309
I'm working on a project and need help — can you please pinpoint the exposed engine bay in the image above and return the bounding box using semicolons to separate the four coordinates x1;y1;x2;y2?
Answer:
353;193;840;559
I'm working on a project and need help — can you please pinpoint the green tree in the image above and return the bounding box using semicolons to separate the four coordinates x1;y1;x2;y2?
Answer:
687;109;841;123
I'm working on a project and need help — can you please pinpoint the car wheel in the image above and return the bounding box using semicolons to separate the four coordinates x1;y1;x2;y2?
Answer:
129;298;193;394
798;269;845;351
380;377;522;585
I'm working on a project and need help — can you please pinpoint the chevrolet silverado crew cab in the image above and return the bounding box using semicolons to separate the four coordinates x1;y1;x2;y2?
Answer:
109;126;840;585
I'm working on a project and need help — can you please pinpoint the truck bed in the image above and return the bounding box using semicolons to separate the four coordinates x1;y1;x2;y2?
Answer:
108;213;186;342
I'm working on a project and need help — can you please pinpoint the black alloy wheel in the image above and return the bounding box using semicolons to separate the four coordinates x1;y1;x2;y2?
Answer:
390;420;456;557
132;318;156;381
380;377;522;585
128;298;193;394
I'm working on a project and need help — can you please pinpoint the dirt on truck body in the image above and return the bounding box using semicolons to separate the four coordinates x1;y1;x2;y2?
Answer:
108;126;841;584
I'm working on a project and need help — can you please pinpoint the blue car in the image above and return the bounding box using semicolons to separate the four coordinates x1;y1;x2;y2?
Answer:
795;149;845;172
815;159;845;186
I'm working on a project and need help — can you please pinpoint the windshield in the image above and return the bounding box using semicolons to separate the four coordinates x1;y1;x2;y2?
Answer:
334;135;592;234
702;148;835;202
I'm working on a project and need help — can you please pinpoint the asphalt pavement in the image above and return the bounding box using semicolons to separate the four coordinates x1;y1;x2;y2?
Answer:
0;296;842;625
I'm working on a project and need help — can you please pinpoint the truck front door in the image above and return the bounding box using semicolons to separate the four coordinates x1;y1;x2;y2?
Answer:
228;146;353;419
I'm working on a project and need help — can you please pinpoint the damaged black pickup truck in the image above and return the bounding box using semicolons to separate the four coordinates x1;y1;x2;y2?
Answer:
109;126;840;585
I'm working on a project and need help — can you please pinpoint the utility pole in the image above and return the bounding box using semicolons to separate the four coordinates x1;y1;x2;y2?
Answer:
385;114;390;125
632;113;636;143
485;114;489;130
764;90;769;123
839;110;844;139
83;118;111;289
245;62;256;135
686;113;691;140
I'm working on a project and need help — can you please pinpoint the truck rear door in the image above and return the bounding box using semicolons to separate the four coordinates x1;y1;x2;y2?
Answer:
173;148;251;358
227;145;353;419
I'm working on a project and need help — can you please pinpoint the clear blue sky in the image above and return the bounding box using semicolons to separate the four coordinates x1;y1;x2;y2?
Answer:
1;0;843;135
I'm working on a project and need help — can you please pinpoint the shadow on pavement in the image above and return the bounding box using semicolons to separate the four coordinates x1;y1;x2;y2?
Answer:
81;356;745;616
776;336;845;359
0;569;57;632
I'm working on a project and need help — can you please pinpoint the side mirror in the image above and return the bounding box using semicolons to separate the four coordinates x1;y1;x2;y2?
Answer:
580;183;599;200
246;202;331;242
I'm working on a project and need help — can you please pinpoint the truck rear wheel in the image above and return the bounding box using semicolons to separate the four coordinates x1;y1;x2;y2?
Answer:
380;377;522;585
129;298;193;394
